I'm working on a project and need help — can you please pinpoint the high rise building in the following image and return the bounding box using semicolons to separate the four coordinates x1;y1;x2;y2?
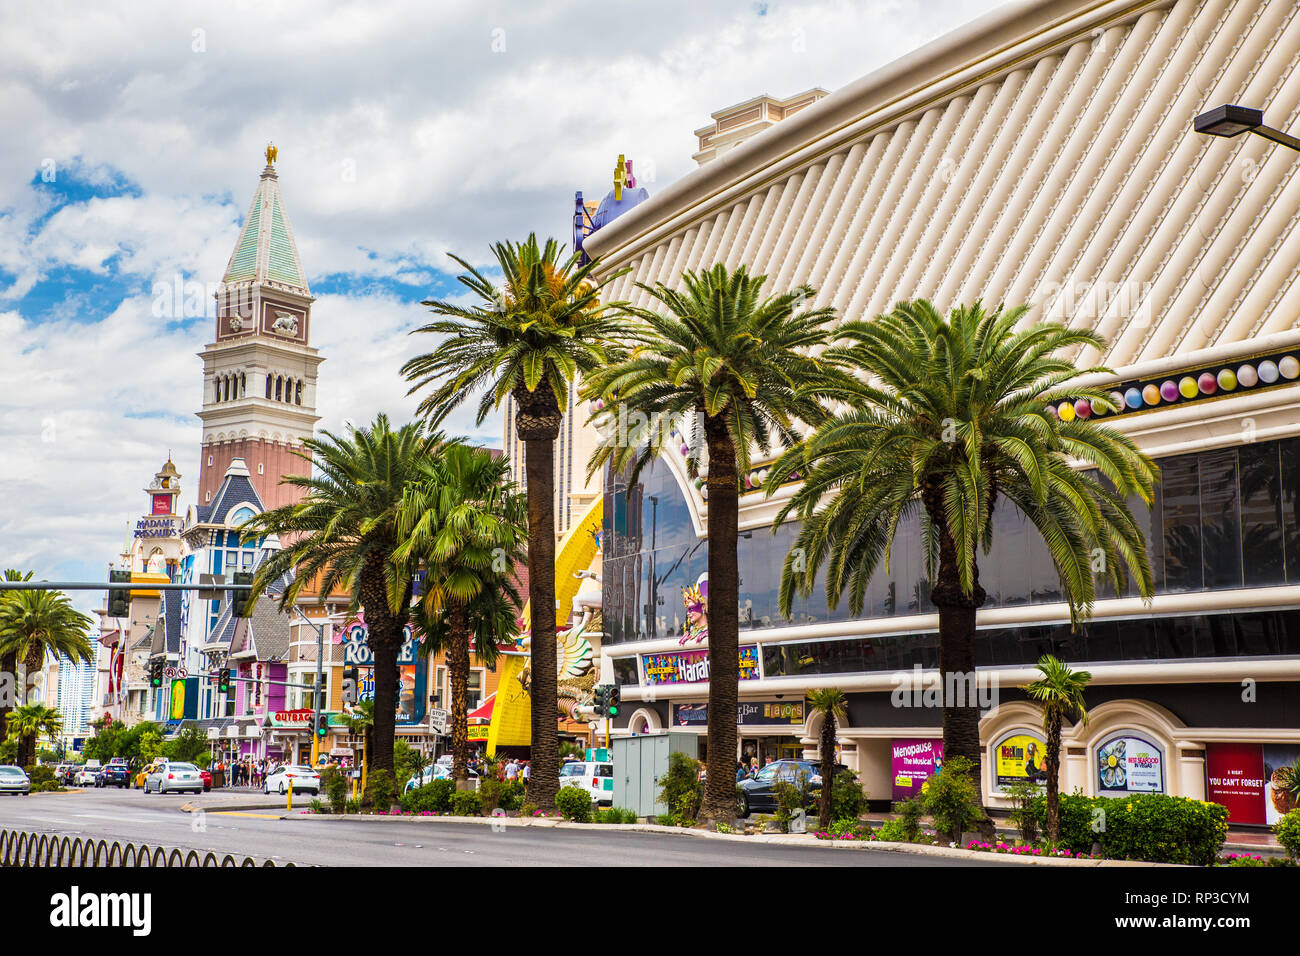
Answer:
197;146;322;511
691;89;828;166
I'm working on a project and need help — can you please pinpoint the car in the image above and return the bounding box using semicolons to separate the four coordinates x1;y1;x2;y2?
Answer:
263;765;320;795
736;759;845;816
54;764;79;786
0;765;31;796
403;763;479;794
198;768;212;791
144;761;204;795
136;760;167;789
73;765;100;787
95;764;131;788
557;760;614;807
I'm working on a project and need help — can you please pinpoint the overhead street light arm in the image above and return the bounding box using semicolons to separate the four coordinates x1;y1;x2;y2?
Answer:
1194;103;1300;152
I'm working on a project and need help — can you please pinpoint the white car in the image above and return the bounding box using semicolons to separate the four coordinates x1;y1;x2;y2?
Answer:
144;761;204;795
73;763;101;787
263;765;320;795
558;761;614;806
403;763;479;794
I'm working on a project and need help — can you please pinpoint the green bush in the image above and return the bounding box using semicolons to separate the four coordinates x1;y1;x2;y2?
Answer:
1002;781;1042;845
307;798;325;814
830;769;867;821
917;756;983;844
876;818;915;842
1028;791;1099;855
26;765;61;792
594;806;638;824
829;818;869;838
450;790;483;817
364;769;397;812
773;776;816;832
657;751;702;826
401;778;456;814
556;785;594;822
321;766;347;815
345;798;361;814
1272;809;1300;863
1098;794;1228;866
893;797;925;843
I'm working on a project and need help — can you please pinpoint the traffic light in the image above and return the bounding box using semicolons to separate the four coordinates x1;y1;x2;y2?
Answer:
607;684;620;718
217;667;231;694
342;666;358;705
593;685;608;717
315;714;329;737
108;569;131;619
148;659;164;688
231;571;253;618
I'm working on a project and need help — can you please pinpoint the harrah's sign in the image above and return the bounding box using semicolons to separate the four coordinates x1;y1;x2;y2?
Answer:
641;646;759;686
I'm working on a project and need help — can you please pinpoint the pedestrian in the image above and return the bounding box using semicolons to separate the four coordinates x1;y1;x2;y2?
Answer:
736;761;746;783
505;758;519;781
521;760;530;783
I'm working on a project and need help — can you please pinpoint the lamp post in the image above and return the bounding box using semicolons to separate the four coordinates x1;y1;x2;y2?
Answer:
1194;104;1300;152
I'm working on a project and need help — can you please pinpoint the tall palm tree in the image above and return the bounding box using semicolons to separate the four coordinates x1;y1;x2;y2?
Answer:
396;443;526;785
771;300;1156;817
585;263;845;823
0;569;33;742
5;703;64;770
241;414;439;779
0;586;93;766
401;234;628;809
1025;654;1091;845
806;687;847;830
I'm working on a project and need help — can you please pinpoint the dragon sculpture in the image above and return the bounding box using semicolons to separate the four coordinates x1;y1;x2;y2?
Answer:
516;570;604;722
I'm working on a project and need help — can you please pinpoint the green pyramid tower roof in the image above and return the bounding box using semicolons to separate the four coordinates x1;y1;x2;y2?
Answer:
222;153;310;295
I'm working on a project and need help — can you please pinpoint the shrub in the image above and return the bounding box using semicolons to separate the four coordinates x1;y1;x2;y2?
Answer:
345;798;361;814
364;769;397;812
1098;794;1228;866
773;776;816;832
498;780;526;812
450;790;483;817
876;818;915;842
830;769;867;821
917;755;984;844
829;818;870;838
401;778;456;814
26;765;61;792
1273;809;1300;862
893;797;925;843
594;806;638;824
519;802;538;818
321;766;347;815
657;752;702;826
1028;791;1099;855
307;798;325;814
1002;781;1042;845
556;785;594;822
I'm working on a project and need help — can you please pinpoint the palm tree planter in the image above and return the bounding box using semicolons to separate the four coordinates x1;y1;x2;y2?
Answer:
772;300;1156;820
242;415;438;782
402;234;629;810
1026;654;1091;846
585;264;844;824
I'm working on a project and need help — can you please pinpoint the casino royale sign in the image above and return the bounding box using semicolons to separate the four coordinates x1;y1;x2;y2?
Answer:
642;646;760;686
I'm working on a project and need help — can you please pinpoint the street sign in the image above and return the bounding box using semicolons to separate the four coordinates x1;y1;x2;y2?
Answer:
427;709;449;735
198;573;225;601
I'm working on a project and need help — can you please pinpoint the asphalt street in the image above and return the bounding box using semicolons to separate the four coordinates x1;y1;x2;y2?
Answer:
0;788;1009;867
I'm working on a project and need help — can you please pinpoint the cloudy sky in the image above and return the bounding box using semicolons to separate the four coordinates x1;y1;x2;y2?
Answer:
0;0;1005;605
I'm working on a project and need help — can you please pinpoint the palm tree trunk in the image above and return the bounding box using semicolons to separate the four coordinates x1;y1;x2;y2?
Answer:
358;555;409;787
701;413;740;824
923;484;989;831
819;712;836;830
1044;708;1062;845
448;602;470;786
0;650;15;743
522;426;560;811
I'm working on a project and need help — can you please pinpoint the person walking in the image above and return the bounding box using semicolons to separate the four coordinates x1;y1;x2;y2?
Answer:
521;760;530;784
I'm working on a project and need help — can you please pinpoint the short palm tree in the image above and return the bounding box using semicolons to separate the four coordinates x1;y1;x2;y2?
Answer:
340;698;376;770
1025;654;1091;845
396;443;526;785
585;263;845;823
807;687;847;830
5;702;64;770
771;300;1156;810
0;569;34;742
0;585;93;766
402;234;628;809
241;414;439;779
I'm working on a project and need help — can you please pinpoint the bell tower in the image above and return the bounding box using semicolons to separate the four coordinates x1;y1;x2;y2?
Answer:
197;145;323;511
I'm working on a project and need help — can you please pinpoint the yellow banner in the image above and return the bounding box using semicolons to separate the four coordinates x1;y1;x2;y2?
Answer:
487;654;531;755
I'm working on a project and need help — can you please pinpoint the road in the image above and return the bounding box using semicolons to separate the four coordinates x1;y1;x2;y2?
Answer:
0;788;1008;867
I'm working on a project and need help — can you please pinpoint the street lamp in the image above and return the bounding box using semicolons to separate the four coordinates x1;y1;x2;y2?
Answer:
1194;104;1300;151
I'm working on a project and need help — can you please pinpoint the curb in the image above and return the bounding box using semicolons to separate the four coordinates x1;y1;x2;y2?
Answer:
275;812;1168;865
181;801;289;813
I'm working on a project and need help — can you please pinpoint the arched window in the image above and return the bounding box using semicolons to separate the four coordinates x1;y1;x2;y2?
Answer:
275;376;283;401
295;380;302;405
240;372;246;397
265;375;272;399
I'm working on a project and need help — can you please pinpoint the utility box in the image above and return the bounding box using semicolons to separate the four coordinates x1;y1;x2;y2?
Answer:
611;732;699;819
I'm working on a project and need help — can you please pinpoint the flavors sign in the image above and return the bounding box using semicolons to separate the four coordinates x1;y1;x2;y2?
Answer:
671;700;805;726
642;645;759;686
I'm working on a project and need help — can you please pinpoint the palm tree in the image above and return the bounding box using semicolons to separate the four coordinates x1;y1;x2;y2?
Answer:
0;569;33;743
771;300;1156;815
240;414;439;780
585;263;845;823
0;586;93;766
807;687;847;830
339;698;376;770
1025;654;1091;845
401;234;628;809
396;443;526;786
5;703;64;770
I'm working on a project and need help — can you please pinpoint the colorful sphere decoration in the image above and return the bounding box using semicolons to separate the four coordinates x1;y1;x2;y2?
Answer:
1197;372;1217;395
1258;360;1279;384
1280;355;1300;380
1159;380;1179;403
1178;376;1198;399
1237;364;1258;388
1073;399;1091;419
1217;368;1237;391
1057;401;1075;422
1124;387;1143;409
1143;384;1162;406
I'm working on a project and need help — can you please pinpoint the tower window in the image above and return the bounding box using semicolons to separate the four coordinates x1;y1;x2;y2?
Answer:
266;376;272;399
207;454;213;466
295;381;302;405
258;463;264;475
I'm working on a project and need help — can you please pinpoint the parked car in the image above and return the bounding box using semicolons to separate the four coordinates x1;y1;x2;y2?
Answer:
95;763;131;788
137;760;167;789
198;768;212;791
557;760;615;806
263;765;320;795
144;761;204;795
0;765;31;796
403;763;479;794
736;759;845;816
